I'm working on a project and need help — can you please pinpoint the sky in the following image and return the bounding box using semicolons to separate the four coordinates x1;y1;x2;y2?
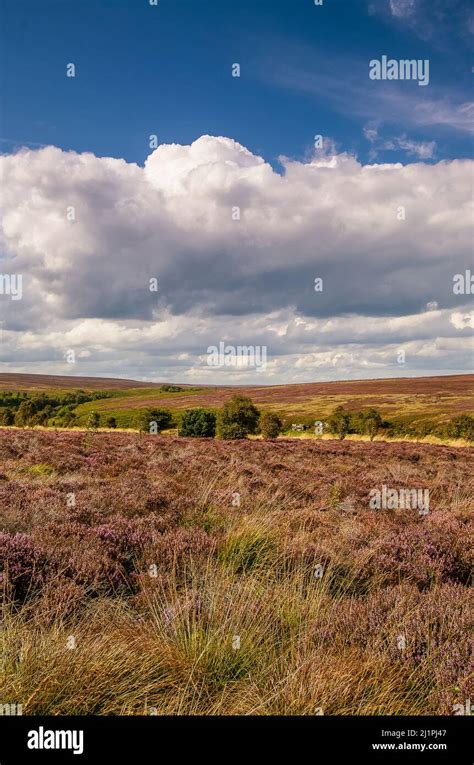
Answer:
0;0;473;384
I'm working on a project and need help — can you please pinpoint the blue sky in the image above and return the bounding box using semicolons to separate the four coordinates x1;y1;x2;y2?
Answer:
0;0;472;383
1;0;473;167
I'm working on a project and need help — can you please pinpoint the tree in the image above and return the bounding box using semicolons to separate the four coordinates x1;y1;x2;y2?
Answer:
327;406;350;440
138;408;172;434
30;411;48;427
363;408;382;441
106;417;117;429
179;408;216;437
260;412;282;440
86;411;100;431
1;409;14;426
62;412;77;428
14;400;37;428
217;396;260;440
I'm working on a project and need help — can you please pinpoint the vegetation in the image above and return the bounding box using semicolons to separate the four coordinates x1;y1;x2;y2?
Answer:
260;412;282;439
327;406;351;440
0;390;113;429
137;408;173;434
217;396;261;440
0;430;472;715
446;415;474;442
178;408;216;438
0;381;472;444
86;412;101;431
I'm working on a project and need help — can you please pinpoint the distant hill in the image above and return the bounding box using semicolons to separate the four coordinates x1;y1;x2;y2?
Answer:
0;372;473;421
0;371;472;396
0;373;167;391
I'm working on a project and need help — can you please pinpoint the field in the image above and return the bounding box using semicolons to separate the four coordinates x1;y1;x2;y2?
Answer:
1;372;473;435
1;429;472;715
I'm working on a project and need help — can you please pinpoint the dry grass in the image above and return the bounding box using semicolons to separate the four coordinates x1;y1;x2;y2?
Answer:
0;430;472;715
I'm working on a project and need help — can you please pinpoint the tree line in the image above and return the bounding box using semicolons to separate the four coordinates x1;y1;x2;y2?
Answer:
2;391;473;442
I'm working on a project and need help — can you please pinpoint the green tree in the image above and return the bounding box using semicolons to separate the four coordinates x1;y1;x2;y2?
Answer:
179;408;216;437
14;400;37;428
30;411;48;427
217;396;260;440
86;411;100;431
1;409;14;426
138;408;173;434
260;412;282;440
363;408;382;441
62;412;77;428
327;406;351;440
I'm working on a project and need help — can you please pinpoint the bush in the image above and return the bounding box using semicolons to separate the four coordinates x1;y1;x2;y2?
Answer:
138;408;173;434
0;532;48;602
327;406;351;440
86;412;100;431
363;408;382;441
217;396;260;440
1;409;14;426
106;417;117;429
260;412;282;439
160;385;184;393
446;415;474;442
179;408;216;438
14;400;36;427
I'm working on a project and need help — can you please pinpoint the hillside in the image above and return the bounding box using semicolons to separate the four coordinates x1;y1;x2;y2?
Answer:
1;372;473;439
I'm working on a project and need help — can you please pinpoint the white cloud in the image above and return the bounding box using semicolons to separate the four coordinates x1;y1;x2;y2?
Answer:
390;0;417;19
363;125;437;159
0;137;472;381
450;311;474;330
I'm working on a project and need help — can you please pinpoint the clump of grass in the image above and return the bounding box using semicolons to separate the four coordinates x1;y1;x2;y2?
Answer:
217;520;278;574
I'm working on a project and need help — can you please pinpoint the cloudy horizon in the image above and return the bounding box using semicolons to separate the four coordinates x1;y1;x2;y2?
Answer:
0;0;472;384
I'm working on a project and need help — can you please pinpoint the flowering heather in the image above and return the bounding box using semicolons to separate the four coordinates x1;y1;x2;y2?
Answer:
0;429;472;715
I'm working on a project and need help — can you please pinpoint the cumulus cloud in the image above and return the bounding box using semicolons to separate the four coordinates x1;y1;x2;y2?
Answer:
0;136;472;381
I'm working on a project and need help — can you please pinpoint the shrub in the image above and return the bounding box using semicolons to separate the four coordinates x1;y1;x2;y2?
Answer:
217;396;260;440
327;406;351;440
1;409;14;426
179;408;216;438
106;417;117;429
137;408;173;434
0;532;48;602
160;385;184;393
14;400;36;427
260;412;282;439
363;408;382;441
86;412;100;431
446;415;474;441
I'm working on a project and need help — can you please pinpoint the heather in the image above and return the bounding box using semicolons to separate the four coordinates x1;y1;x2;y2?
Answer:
0;429;472;715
